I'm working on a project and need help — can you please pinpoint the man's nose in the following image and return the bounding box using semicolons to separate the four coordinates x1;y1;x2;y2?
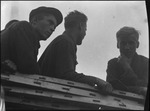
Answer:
124;43;130;49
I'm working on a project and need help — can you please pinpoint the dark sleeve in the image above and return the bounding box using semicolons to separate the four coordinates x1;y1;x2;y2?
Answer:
135;57;149;87
1;29;10;62
119;57;148;87
119;68;139;86
54;40;96;85
9;22;40;74
106;59;128;90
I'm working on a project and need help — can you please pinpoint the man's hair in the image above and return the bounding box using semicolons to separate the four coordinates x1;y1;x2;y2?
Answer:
116;26;140;41
64;10;88;29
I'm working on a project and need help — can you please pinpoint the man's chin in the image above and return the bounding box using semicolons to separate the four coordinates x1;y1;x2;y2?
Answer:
41;35;50;41
124;53;134;58
77;42;82;45
41;38;47;41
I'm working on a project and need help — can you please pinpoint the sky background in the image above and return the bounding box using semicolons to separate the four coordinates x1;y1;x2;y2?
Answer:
1;1;149;80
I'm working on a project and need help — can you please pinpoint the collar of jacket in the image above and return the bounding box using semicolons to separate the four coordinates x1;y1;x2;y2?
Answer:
62;31;77;53
31;26;41;49
62;31;76;46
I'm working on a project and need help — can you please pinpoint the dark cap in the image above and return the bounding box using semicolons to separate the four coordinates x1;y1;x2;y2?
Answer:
29;6;63;26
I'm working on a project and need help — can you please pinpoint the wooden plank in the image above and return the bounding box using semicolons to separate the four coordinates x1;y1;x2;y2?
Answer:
1;73;145;102
4;86;100;109
1;73;145;107
112;90;145;102
3;85;144;110
14;72;97;90
5;95;90;110
12;73;146;100
1;74;138;103
1;74;99;98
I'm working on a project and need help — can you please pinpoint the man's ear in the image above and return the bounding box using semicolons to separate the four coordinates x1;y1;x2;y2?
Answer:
31;17;38;25
78;23;82;30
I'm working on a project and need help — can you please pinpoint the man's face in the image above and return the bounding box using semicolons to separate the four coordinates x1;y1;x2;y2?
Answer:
34;14;57;40
117;34;139;58
77;22;87;45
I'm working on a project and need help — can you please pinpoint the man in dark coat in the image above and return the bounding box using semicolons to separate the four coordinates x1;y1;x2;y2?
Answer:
4;19;19;29
39;10;113;93
106;26;148;95
1;6;63;74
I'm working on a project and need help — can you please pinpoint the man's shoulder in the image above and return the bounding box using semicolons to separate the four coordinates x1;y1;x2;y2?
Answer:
106;58;120;68
16;21;31;28
9;21;31;31
17;21;29;25
136;54;149;63
137;54;148;59
53;34;71;45
108;57;118;64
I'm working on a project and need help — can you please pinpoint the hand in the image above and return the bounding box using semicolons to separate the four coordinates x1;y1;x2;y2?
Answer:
118;54;137;81
103;82;113;93
96;78;113;93
5;60;17;70
138;87;147;96
118;54;131;70
128;86;147;96
1;59;17;73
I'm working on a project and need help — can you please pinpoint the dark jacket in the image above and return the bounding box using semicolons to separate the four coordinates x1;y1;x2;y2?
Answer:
38;31;94;84
106;53;149;91
1;21;41;74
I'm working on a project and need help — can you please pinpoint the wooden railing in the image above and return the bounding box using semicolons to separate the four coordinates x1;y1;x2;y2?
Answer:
1;72;145;110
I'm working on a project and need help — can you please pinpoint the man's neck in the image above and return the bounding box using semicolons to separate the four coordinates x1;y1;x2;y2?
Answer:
65;29;77;44
31;24;41;41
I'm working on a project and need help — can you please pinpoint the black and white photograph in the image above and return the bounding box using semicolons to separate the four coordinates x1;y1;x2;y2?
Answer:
1;0;149;110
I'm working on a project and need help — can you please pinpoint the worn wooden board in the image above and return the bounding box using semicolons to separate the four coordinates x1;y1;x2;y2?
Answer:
2;74;99;98
1;74;144;110
3;86;144;110
11;73;146;100
5;95;91;110
4;86;100;109
1;73;145;102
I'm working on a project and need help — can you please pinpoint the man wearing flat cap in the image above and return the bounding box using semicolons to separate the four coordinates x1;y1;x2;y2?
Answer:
1;6;63;74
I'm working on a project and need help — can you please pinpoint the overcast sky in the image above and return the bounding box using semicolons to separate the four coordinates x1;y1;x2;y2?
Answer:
1;1;149;80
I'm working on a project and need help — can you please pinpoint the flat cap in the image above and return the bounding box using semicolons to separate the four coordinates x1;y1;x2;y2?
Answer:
29;6;63;26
